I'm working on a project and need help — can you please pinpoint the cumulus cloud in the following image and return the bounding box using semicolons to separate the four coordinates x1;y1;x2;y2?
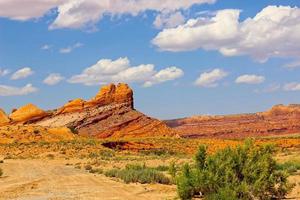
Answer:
0;0;65;21
143;67;184;87
68;57;183;86
0;84;38;96
153;6;300;62
43;73;65;85
283;82;300;91
0;0;215;29
0;68;10;76
235;74;265;84
153;11;185;29
194;68;228;88
10;67;34;80
50;0;215;29
59;42;83;54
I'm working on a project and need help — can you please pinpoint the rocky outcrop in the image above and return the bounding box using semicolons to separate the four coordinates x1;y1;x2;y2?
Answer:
165;104;300;139
0;109;10;126
9;104;48;124
85;83;133;108
34;83;174;138
57;98;85;114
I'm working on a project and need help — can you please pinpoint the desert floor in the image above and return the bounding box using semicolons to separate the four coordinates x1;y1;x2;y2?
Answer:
0;159;176;200
0;137;299;200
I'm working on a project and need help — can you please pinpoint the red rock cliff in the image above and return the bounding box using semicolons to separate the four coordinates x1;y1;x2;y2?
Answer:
165;104;300;138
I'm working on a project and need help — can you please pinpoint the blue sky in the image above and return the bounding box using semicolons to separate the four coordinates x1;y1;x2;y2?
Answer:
0;0;300;119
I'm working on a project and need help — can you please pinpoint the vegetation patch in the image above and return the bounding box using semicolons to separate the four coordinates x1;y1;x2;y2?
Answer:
176;140;295;200
104;163;171;184
277;160;300;175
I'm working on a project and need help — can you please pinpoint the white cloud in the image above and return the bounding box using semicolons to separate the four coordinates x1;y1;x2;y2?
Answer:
41;44;52;50
50;0;215;29
153;11;185;29
143;67;184;87
68;57;183;86
283;82;300;91
59;42;83;54
0;0;215;29
11;67;34;80
194;68;228;88
43;73;65;85
283;60;300;69
153;6;300;62
235;74;265;84
0;69;10;76
0;0;66;21
0;84;38;96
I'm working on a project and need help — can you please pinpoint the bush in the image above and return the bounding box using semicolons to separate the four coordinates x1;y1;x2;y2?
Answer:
276;160;300;174
0;168;3;177
85;165;92;171
89;168;103;174
105;164;171;184
169;161;177;179
176;140;294;200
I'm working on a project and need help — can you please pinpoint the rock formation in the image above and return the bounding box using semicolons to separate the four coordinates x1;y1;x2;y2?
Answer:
0;109;10;126
165;104;300;138
34;83;174;138
9;104;48;124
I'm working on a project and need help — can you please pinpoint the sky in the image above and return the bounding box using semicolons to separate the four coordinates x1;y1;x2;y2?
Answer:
0;0;300;120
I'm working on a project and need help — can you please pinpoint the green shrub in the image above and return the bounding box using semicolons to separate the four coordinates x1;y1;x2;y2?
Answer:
169;161;177;179
276;160;300;174
139;149;176;156
176;140;294;200
105;164;171;184
153;165;169;171
89;168;103;174
0;168;3;177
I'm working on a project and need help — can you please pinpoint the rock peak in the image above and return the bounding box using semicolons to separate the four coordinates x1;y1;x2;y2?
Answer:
87;83;133;108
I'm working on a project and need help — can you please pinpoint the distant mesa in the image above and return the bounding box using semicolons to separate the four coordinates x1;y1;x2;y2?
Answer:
165;104;300;139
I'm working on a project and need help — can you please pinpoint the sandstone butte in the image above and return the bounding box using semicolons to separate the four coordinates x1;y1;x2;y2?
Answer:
165;104;300;139
33;83;175;138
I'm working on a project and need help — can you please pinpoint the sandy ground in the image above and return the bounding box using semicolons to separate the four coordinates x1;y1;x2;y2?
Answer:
0;159;176;200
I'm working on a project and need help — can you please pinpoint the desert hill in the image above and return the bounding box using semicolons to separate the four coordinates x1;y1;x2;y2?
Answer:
165;104;300;138
0;83;175;139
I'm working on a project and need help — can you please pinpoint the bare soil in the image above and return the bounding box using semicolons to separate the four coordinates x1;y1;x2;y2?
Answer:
0;159;176;200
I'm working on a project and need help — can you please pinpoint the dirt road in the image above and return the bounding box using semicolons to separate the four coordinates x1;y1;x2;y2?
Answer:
0;159;176;200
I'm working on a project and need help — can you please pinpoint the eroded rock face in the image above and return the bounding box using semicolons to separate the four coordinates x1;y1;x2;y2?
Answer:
34;83;174;138
0;109;10;126
85;83;133;109
9;104;48;124
57;98;85;114
165;104;300;138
